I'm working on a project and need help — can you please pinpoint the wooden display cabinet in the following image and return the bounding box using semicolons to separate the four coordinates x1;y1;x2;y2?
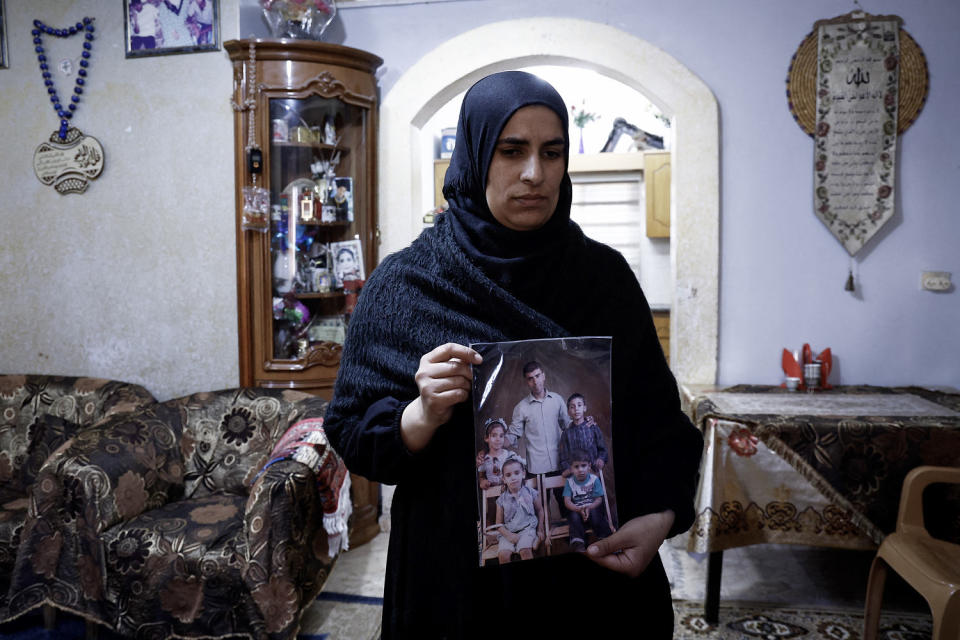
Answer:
227;39;383;547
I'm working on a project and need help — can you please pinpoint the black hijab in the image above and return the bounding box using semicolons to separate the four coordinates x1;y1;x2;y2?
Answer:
441;71;575;313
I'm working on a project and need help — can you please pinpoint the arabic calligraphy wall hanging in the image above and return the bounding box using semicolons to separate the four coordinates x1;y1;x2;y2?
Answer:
30;17;105;194
786;11;928;287
815;15;900;257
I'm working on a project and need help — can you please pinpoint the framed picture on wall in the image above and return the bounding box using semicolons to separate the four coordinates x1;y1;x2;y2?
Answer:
124;0;220;58
0;0;8;69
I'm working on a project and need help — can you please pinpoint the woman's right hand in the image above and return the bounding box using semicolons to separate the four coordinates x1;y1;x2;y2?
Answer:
400;343;481;452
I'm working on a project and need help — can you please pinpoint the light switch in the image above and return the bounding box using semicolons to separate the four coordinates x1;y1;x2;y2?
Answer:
921;271;952;291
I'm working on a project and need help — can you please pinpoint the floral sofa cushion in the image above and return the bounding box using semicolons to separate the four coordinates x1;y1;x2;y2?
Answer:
174;390;306;498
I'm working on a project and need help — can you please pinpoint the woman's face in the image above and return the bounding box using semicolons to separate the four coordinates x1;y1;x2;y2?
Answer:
337;250;357;272
484;105;566;232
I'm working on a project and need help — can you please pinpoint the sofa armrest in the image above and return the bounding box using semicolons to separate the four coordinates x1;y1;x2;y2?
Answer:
36;402;186;534
5;403;186;624
243;459;344;637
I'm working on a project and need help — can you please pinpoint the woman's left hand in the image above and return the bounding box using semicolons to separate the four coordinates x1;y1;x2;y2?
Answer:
585;510;675;577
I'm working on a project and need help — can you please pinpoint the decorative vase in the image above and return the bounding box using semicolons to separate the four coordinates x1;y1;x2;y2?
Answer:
578;128;585;154
261;0;337;40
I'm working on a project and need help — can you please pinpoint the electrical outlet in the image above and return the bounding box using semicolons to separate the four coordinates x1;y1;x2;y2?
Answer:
921;271;952;291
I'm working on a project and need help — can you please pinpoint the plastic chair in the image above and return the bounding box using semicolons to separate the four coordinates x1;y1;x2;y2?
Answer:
863;465;960;640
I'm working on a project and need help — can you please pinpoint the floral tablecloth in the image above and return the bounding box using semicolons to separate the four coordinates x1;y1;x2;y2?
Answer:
687;385;960;553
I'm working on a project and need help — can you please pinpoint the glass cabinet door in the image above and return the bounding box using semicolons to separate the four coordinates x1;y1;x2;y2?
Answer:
229;38;381;397
267;95;369;362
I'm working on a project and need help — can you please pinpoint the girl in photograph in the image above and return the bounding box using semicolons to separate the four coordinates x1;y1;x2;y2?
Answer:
476;418;520;489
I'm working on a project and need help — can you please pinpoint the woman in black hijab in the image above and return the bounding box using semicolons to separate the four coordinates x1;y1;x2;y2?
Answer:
324;71;702;638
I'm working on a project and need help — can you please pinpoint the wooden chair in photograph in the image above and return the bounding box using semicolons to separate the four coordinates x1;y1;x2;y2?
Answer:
863;465;960;640
598;472;616;533
481;484;506;563
539;473;570;554
480;476;542;564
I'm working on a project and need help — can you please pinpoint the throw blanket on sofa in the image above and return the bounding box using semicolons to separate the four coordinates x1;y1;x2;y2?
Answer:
254;417;351;555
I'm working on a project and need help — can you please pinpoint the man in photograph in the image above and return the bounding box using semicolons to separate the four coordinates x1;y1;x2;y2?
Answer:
507;361;571;519
506;361;570;475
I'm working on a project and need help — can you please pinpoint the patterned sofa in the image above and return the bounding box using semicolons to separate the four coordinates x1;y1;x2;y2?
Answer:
0;375;156;615
4;387;346;640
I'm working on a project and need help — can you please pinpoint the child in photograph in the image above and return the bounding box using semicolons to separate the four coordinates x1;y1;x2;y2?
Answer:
130;0;162;49
559;392;609;476
563;448;613;553
476;418;521;489
494;458;544;563
185;0;214;45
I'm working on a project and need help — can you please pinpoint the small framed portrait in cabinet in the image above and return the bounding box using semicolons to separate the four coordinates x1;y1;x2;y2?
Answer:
124;0;220;58
332;177;354;222
330;239;365;288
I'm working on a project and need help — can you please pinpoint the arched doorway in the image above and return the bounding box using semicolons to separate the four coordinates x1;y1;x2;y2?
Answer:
379;18;718;385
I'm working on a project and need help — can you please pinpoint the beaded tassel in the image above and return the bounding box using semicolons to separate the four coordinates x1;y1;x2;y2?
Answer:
32;17;95;141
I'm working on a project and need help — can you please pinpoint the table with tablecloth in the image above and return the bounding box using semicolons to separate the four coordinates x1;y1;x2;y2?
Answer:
681;384;960;620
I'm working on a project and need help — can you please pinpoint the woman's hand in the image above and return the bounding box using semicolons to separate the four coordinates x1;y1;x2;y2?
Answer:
585;510;675;577
400;343;481;452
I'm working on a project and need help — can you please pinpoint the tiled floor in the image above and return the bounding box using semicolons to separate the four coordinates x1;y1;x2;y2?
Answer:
323;489;928;618
662;533;927;613
322;525;391;600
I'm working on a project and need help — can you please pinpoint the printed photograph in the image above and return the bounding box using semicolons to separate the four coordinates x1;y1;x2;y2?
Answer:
470;336;616;567
332;176;354;222
124;0;219;58
329;238;364;288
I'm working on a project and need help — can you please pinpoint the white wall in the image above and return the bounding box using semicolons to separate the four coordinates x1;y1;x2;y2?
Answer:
1;1;956;400
312;0;957;388
0;1;240;401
